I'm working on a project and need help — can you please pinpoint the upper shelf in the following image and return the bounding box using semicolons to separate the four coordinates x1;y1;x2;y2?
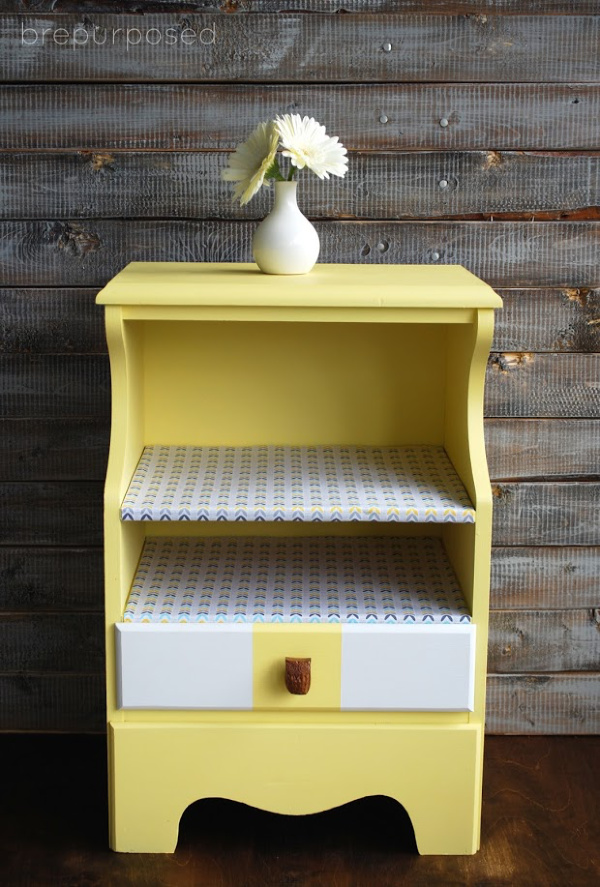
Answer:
121;445;475;523
96;263;502;310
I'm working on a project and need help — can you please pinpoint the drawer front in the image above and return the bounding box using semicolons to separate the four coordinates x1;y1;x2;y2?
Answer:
341;624;475;711
116;624;253;710
116;623;475;712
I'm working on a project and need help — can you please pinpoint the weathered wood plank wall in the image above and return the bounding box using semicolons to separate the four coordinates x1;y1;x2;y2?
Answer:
0;1;598;734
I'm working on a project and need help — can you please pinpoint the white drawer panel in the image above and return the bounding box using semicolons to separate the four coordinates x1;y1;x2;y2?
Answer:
341;624;475;711
116;624;253;710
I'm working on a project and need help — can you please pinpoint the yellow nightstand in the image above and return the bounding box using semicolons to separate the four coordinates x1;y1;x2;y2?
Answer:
97;262;501;854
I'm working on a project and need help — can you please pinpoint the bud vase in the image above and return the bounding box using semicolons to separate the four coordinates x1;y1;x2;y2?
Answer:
252;180;320;275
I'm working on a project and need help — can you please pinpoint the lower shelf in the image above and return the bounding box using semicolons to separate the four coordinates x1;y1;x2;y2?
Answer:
116;536;475;713
124;535;471;625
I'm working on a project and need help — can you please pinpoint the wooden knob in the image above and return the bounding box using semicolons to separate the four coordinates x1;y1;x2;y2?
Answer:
285;657;311;695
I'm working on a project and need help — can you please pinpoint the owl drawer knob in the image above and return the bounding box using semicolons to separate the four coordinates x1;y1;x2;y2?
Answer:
285;657;311;695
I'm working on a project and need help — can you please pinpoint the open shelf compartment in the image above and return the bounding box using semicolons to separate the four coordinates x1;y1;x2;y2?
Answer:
122;535;472;625
121;445;475;524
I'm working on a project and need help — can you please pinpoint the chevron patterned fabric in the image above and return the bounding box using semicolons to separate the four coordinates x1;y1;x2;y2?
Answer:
121;445;475;523
123;535;471;624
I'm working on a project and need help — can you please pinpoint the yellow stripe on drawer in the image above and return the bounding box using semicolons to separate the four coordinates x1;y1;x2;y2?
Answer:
252;624;342;711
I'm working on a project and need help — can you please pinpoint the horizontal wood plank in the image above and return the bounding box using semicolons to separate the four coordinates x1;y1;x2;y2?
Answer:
2;352;599;421
4;15;600;83
1;355;110;419
0;482;103;546
0;480;597;547
1;672;596;733
1;84;598;151
4;286;600;354
3;2;599;14
485;673;600;734
1;221;598;287
2;417;598;483
1;672;598;733
4;541;597;614
0;547;103;613
488;610;600;673
0;419;109;481
2;540;597;614
486;419;600;480
490;547;600;610
0;614;104;673
2;151;599;221
491;482;600;546
0;607;596;675
0;674;105;732
486;354;600;418
493;288;600;353
0;288;105;353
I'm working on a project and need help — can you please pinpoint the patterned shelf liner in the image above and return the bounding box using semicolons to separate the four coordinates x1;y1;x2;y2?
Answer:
123;536;471;625
121;445;475;523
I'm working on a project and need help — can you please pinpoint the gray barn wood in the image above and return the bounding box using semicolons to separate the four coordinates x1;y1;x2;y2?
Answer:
1;84;598;151
1;221;598;287
3;14;599;83
490;547;600;609
3;286;599;354
1;152;598;221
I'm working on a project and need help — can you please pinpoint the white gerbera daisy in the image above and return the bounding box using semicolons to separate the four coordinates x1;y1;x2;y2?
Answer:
275;114;348;180
221;120;280;205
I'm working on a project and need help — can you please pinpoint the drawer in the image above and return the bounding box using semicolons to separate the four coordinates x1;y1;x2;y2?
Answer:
116;623;475;712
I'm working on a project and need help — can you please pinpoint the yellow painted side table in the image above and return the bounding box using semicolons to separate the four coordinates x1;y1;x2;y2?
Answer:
97;262;501;855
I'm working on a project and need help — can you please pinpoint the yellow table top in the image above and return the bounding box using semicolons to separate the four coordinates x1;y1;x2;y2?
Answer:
96;262;502;309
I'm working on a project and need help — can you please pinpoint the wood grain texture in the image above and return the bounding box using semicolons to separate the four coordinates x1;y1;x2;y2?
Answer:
0;288;106;353
491;482;600;546
2;541;597;615
0;614;104;673
1;355;110;419
1;676;597;734
3;350;599;424
4;286;600;354
4;608;596;675
1;221;598;287
2;84;599;150
0;419;109;481
488;610;600;673
485;674;600;734
0;676;104;732
4;15;600;83
6;353;599;420
3;417;597;482
490;547;600;610
1;480;598;547
3;1;600;13
486;354;600;418
486;419;600;479
493;287;600;352
0;482;103;545
2;151;599;221
0;548;103;613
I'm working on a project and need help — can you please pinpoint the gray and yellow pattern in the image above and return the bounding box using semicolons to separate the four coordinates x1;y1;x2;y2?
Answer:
121;445;475;523
123;536;471;624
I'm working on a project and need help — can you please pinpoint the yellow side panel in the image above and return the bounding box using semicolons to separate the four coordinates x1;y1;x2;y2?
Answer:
253;624;341;711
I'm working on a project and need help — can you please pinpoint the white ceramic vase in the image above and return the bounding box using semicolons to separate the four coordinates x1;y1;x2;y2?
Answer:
252;181;320;275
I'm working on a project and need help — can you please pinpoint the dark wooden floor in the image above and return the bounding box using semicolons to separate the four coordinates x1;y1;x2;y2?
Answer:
0;735;597;887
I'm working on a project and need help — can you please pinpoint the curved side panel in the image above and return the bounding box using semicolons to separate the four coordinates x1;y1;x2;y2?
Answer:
103;307;145;718
110;721;482;855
